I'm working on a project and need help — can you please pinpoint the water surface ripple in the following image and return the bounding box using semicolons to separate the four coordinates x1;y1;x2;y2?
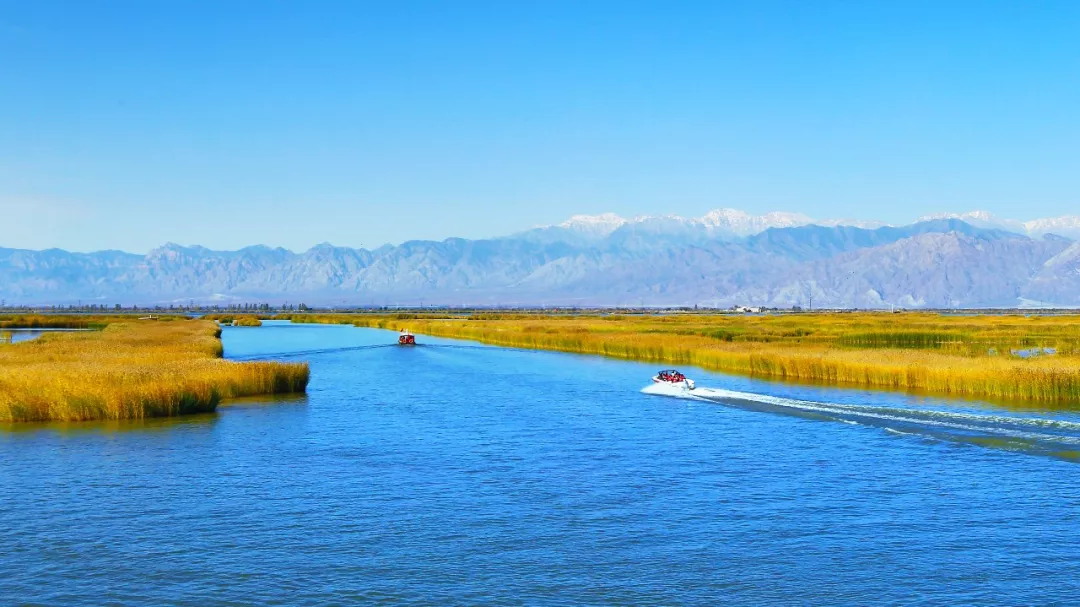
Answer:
2;321;1079;605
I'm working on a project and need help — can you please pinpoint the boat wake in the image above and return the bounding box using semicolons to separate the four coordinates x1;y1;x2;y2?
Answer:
643;384;1080;460
229;343;398;361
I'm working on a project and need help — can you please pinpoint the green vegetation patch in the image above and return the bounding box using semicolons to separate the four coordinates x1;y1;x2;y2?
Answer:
838;331;968;350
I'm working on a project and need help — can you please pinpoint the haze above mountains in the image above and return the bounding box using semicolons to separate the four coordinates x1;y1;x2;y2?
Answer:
4;209;1080;308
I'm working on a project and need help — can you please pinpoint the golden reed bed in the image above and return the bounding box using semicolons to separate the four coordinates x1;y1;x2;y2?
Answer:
0;319;308;422
280;312;1080;405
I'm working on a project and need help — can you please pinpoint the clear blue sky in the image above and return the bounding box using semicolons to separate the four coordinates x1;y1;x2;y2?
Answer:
2;1;1078;252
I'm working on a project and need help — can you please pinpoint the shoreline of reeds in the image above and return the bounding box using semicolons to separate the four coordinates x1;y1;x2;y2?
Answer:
273;312;1080;405
0;314;122;330
0;318;308;423
204;314;263;327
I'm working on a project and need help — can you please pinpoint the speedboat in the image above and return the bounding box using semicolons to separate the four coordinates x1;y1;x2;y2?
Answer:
398;330;416;346
653;369;695;390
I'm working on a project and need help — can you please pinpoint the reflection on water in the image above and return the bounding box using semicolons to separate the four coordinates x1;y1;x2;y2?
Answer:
0;393;309;435
220;392;310;409
0;411;221;436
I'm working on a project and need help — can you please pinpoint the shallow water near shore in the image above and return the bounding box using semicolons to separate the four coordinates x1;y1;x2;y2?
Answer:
0;328;85;344
3;321;1080;605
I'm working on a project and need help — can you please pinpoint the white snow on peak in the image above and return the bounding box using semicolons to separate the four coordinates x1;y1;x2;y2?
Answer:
696;208;813;235
1024;216;1080;237
631;213;690;224
916;210;1027;233
917;211;1080;238
556;213;628;235
918;210;1002;223
698;208;752;225
549;208;818;238
547;208;1080;240
966;210;999;222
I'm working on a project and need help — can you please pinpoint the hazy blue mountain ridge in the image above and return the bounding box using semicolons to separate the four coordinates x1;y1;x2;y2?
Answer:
2;219;1077;307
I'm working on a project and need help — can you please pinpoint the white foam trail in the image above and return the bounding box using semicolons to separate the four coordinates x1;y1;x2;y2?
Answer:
640;382;703;400
647;385;1080;446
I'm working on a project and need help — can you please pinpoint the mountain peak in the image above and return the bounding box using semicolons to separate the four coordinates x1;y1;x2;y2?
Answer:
699;208;750;222
916;211;1080;239
695;208;813;235
147;242;209;257
556;213;628;235
918;210;1000;223
1024;215;1080;238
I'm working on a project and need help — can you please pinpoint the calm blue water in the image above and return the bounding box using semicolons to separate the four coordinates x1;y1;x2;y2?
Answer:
1;330;45;344
1;329;90;344
3;321;1080;605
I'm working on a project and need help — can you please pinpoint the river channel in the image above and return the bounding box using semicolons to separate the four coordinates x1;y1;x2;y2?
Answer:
2;321;1078;605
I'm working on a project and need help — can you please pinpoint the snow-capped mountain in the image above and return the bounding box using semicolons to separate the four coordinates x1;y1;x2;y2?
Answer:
917;211;1027;234
1024;216;1080;239
6;208;1080;308
695;209;814;235
547;208;1080;241
556;213;628;237
816;218;890;230
918;211;1080;239
536;208;819;242
545;208;913;239
4;216;1080;308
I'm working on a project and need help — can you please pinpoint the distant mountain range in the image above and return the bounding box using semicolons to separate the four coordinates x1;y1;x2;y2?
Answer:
537;208;1080;241
914;211;1080;239
4;209;1080;308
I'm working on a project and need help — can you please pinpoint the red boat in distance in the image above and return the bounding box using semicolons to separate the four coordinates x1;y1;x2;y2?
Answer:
398;330;416;346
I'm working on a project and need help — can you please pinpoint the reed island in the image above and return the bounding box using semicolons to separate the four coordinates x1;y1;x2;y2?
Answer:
0;316;308;423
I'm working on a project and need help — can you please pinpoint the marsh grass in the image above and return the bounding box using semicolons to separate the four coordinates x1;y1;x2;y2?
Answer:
278;312;1080;404
837;331;966;350
203;314;263;326
0;314;120;330
0;320;308;422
